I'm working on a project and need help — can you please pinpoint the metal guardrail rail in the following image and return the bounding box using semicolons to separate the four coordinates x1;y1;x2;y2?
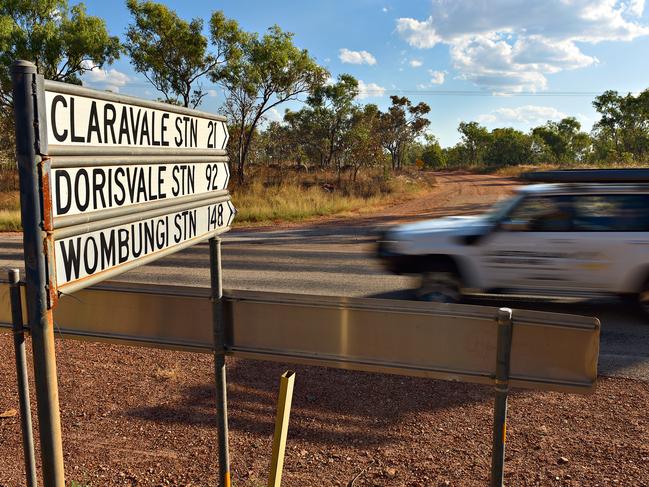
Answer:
0;280;600;393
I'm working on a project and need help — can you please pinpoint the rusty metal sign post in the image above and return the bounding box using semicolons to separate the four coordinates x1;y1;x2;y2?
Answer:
8;268;38;487
11;60;235;487
12;60;65;487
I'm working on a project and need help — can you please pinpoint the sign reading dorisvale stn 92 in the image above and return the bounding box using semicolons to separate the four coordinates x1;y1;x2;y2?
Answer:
41;80;235;294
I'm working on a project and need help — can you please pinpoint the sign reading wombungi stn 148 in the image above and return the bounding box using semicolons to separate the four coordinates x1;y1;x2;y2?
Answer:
43;81;235;293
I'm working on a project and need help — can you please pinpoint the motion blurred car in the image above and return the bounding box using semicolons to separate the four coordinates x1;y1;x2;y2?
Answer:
377;169;649;316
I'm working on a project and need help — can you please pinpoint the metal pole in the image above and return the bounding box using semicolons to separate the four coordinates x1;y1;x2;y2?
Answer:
9;269;38;487
12;60;65;487
490;308;513;487
210;236;231;487
268;371;296;487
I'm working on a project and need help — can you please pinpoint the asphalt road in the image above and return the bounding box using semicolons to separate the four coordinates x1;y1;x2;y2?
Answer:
0;221;648;382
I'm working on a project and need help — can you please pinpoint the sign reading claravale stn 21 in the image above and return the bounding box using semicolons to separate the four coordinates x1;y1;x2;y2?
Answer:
42;83;235;291
46;91;228;149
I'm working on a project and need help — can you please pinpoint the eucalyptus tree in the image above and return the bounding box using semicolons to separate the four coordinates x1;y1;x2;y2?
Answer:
378;96;431;170
125;1;243;108
284;74;359;170
0;0;120;159
592;89;649;162
213;25;327;183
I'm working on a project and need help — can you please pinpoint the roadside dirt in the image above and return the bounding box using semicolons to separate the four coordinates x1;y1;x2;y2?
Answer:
235;171;519;232
1;340;648;486
3;171;646;486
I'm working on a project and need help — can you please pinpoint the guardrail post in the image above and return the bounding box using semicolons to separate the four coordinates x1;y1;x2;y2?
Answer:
9;269;38;487
491;307;513;487
210;236;231;487
268;371;296;487
12;59;65;487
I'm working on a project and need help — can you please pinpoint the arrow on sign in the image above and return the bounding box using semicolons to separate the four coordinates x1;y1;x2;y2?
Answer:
226;199;236;227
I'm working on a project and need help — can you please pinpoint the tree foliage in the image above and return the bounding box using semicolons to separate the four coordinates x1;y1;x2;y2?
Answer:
592;89;649;162
284;74;359;170
378;96;431;170
344;103;384;181
458;121;489;166
214;24;327;183
0;0;120;162
532;117;590;163
125;1;243;108
6;0;649;180
0;0;120;108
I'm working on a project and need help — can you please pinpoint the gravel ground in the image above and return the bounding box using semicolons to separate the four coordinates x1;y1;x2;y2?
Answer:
1;337;648;486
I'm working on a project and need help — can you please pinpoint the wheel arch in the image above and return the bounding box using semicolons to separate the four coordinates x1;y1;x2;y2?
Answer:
625;264;649;295
418;253;476;286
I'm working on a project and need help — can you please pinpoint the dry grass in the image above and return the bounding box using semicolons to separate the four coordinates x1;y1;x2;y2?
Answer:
0;191;20;231
0;210;21;231
491;164;561;177
231;168;433;225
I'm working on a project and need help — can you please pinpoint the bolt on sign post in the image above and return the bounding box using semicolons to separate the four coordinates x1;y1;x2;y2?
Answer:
11;60;235;487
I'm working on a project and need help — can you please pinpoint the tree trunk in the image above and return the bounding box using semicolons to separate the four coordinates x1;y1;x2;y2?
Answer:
237;125;246;185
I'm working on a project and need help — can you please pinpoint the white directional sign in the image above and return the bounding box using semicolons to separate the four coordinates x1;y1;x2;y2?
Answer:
45;91;229;150
39;80;235;292
55;200;235;286
52;162;230;217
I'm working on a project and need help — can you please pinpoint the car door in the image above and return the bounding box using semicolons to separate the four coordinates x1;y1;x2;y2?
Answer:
567;193;649;292
476;194;580;293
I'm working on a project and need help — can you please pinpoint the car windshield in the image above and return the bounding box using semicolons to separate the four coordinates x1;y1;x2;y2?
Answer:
484;194;522;223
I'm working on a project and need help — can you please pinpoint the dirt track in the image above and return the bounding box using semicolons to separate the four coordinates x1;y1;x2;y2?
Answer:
237;171;518;231
378;171;517;222
1;171;648;486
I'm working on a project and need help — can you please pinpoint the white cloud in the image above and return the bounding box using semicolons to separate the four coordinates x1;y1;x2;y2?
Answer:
382;6;388;13
339;48;377;65
357;80;386;99
396;17;441;48
396;0;649;91
428;69;445;84
207;89;219;97
265;107;283;123
409;59;423;68
476;105;566;125
81;61;130;93
418;70;446;89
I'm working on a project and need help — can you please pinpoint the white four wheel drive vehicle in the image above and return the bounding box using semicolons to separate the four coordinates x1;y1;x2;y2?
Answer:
377;169;649;315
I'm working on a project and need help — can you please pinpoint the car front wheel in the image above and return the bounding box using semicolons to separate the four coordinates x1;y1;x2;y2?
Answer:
416;271;462;303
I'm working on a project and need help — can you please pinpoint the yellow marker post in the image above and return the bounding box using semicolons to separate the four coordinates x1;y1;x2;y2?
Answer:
268;371;296;487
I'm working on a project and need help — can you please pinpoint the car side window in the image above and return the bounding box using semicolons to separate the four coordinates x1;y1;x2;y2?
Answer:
504;195;574;232
573;194;649;232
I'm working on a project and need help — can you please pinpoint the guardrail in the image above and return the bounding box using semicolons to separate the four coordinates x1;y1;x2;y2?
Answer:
1;280;599;486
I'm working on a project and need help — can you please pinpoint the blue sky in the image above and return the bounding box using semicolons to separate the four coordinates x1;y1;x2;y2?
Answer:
81;0;649;146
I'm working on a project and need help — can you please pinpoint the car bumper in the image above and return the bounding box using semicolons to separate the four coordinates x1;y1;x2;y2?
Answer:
376;240;414;274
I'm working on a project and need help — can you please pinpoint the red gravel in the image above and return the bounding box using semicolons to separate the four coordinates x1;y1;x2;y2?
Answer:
1;336;648;486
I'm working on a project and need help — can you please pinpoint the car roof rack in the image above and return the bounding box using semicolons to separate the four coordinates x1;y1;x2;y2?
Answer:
521;168;649;183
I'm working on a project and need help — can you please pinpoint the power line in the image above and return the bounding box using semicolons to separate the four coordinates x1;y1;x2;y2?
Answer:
359;90;641;97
